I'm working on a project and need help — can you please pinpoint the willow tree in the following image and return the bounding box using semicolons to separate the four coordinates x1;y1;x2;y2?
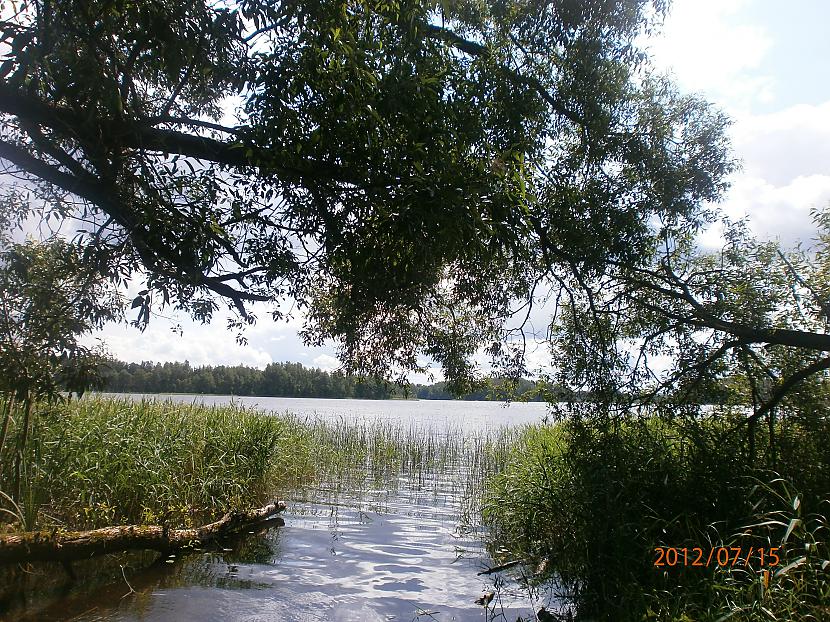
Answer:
0;0;733;389
545;210;830;462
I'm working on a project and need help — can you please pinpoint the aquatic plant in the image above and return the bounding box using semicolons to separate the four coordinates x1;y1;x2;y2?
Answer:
483;414;830;621
0;396;515;533
0;397;283;530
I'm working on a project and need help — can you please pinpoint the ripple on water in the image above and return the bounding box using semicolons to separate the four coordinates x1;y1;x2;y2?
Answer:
6;401;564;621
10;500;557;621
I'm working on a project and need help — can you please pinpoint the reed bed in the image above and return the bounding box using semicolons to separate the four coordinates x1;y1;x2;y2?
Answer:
0;396;516;533
483;416;830;622
266;412;519;528
0;397;284;530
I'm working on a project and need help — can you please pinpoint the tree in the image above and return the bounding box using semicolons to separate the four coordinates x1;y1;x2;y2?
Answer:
541;208;830;463
0;0;734;387
0;215;123;499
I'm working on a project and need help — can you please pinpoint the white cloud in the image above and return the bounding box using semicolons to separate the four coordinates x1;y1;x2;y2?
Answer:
82;293;348;369
88;320;274;368
700;174;830;251
643;2;830;249
730;101;830;186
522;344;556;377
647;0;774;112
696;100;830;248
312;354;341;371
714;173;830;247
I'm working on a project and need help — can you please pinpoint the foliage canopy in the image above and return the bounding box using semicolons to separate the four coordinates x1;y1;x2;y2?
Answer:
0;234;122;402
0;0;736;387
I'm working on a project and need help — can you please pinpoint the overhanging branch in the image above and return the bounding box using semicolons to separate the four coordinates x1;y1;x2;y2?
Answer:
0;139;272;314
0;85;373;185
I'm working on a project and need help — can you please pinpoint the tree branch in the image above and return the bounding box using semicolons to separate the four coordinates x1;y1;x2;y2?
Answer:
0;500;286;564
620;266;830;352
722;356;830;443
420;24;584;127
0;84;374;185
0;140;271;314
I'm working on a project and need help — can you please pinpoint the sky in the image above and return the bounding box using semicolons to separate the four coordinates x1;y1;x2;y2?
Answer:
647;0;830;248
86;0;830;372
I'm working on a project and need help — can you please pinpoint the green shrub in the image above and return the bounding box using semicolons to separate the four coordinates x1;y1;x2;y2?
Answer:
484;413;830;620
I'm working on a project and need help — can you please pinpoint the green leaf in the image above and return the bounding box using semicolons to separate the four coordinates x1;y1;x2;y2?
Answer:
783;517;801;544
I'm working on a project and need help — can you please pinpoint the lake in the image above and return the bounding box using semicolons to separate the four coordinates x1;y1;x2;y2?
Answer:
5;395;562;621
101;394;552;432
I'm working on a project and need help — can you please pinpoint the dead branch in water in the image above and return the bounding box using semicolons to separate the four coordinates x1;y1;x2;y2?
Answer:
0;500;286;564
477;559;524;575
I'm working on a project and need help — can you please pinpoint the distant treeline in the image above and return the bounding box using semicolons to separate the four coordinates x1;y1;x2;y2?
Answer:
412;378;545;401
100;360;549;401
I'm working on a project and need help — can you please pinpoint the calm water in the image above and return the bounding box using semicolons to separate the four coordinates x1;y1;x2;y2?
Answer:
4;396;561;621
102;394;551;432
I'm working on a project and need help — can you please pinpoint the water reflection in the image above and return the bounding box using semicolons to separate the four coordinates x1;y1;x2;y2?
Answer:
2;405;563;622
9;501;550;622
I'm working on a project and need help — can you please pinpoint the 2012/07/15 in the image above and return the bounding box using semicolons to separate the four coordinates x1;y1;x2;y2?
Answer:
654;546;781;568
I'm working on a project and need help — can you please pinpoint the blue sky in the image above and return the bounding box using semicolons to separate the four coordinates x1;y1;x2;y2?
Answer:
88;0;830;373
719;0;830;113
646;0;830;250
650;0;830;114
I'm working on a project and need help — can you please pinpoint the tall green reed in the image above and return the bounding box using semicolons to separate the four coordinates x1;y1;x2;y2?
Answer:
0;396;516;534
1;397;283;529
483;413;830;622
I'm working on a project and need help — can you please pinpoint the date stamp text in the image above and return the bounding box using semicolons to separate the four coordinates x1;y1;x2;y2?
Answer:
654;547;781;568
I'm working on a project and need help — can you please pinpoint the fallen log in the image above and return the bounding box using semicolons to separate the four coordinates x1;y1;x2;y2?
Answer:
0;500;286;564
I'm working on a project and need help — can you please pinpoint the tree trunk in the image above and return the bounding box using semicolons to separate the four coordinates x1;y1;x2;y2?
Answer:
0;500;286;564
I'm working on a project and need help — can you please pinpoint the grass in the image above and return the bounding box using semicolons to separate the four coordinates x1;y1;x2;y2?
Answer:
0;396;514;533
1;397;284;530
482;413;830;621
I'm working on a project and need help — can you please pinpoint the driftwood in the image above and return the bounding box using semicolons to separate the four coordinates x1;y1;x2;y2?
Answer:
477;559;524;575
0;500;286;564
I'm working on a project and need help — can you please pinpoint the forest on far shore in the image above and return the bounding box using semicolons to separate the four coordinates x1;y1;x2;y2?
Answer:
100;359;546;401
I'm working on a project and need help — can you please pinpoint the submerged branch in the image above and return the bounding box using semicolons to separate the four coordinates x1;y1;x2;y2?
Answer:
0;500;286;564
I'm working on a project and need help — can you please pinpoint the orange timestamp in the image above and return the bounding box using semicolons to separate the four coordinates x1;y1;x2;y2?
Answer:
654;546;781;568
